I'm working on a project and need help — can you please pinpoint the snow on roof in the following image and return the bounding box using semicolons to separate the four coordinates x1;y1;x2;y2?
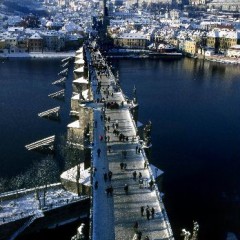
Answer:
74;67;84;73
60;164;91;187
67;120;80;129
74;59;85;65
75;54;83;59
71;94;80;100
76;47;83;54
29;33;42;40
82;89;89;100
73;77;88;84
118;32;148;40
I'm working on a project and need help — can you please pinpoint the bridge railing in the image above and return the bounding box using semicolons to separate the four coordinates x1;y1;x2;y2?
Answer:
141;148;174;239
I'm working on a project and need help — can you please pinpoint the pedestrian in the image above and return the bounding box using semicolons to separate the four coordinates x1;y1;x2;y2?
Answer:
141;206;144;216
104;173;108;182
94;120;97;128
107;125;110;131
133;171;137;180
100;115;103;121
106;187;110;197
123;163;127;170
137;231;142;240
107;116;111;122
144;160;147;169
109;185;113;196
136;145;138;154
139;172;142;179
107;135;110;142
97;148;101;157
108;170;112;181
151;207;155;219
133;221;138;232
124;184;128;195
149;180;154;191
108;145;111;153
120;162;124;170
146;208;150;220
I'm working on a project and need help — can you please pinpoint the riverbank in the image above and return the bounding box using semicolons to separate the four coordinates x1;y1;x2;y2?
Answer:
0;51;76;59
196;53;240;65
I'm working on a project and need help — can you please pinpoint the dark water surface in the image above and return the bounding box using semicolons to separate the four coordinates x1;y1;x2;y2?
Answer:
0;58;72;177
1;57;240;239
112;58;240;240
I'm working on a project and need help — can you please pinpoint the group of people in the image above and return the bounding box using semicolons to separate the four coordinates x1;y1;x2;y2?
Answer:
103;170;112;182
141;205;155;220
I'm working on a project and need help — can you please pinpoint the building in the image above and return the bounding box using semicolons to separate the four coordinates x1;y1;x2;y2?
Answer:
189;0;206;5
184;40;198;55
207;30;240;52
41;31;65;51
114;32;148;49
28;33;43;52
208;0;240;12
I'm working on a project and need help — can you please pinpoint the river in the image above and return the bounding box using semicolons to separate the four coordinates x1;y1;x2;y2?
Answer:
0;57;240;239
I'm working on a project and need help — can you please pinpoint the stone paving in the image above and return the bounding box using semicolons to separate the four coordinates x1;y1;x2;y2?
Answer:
87;44;174;240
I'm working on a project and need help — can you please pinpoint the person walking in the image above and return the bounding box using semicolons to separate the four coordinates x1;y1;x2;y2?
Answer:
144;160;147;169
151;207;155;219
133;221;138;232
124;184;129;195
140;206;144;216
146;208;150;220
149;180;154;191
132;171;137;180
97;148;101;157
104;173;108;182
120;162;124;170
108;170;112;181
137;231;142;240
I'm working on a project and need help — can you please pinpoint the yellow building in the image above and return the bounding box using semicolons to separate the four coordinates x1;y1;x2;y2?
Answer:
207;30;240;52
0;40;6;50
184;40;198;55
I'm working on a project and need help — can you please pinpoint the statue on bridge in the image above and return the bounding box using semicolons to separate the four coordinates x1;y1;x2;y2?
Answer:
143;121;152;147
133;85;137;104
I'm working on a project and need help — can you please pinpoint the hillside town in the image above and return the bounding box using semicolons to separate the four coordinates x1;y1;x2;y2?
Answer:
0;0;240;61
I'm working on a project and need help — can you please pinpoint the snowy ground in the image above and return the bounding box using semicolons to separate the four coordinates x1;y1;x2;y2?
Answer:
0;184;86;225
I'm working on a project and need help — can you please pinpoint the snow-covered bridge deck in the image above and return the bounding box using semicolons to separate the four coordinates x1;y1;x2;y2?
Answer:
87;44;174;240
